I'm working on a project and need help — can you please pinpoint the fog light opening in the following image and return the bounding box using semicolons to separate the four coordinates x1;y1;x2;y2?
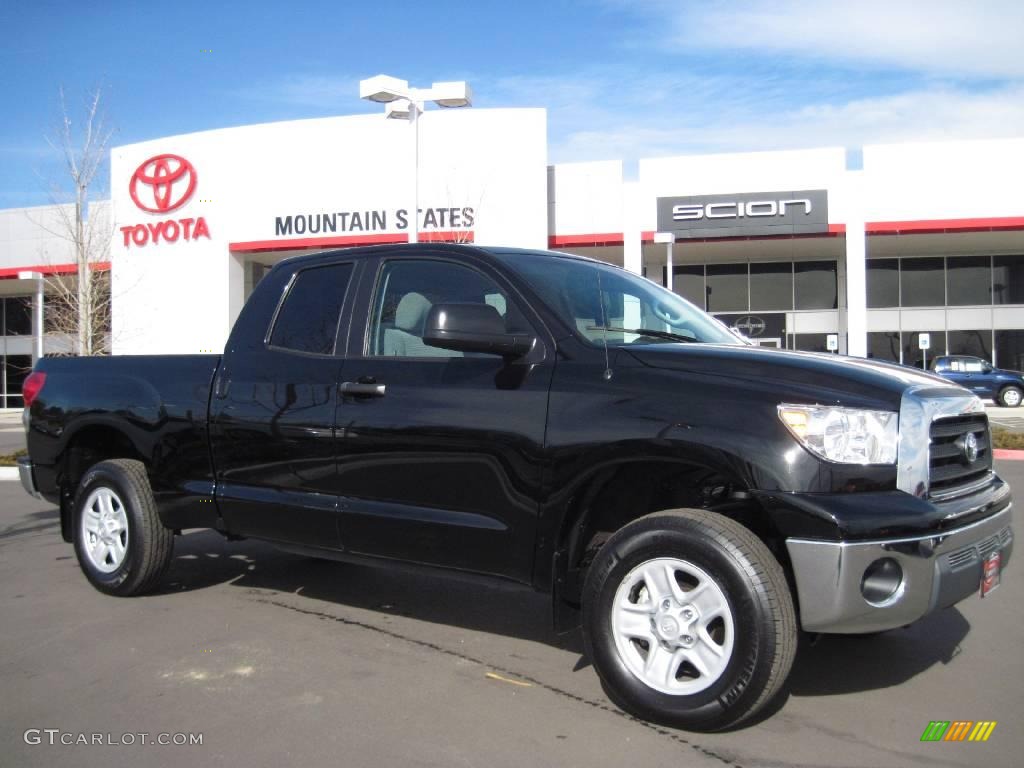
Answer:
861;557;904;606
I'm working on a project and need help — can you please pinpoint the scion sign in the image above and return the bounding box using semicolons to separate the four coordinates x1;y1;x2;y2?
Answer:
657;189;829;239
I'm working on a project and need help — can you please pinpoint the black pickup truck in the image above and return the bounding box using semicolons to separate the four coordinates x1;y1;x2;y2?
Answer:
18;244;1013;730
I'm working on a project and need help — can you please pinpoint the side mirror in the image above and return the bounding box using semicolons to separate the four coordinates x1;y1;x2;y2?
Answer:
423;303;534;358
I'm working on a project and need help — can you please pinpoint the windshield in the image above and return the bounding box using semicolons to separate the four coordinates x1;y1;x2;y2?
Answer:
497;250;743;347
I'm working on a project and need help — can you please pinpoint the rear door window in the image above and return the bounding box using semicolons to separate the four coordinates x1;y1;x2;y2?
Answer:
269;262;354;355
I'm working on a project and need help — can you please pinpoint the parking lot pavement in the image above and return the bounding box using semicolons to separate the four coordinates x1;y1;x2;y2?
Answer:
0;464;1021;768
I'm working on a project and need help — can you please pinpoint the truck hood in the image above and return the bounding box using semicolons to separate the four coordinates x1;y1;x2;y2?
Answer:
625;343;955;406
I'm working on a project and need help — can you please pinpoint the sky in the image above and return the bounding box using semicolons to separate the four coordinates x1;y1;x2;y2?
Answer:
1;0;1022;208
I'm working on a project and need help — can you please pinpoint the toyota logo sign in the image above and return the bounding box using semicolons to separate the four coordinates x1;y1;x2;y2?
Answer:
129;154;197;213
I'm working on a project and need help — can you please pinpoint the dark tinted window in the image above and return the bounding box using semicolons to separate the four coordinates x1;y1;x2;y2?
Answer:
3;297;32;335
948;329;992;361
671;265;705;309
867;331;901;362
705;263;748;312
794;261;837;310
995;329;1024;370
269;263;353;354
993;255;1024;304
749;262;793;311
866;259;899;308
900;258;945;306
946;256;991;306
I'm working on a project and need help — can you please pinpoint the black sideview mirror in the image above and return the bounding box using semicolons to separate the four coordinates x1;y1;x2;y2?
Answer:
423;303;534;358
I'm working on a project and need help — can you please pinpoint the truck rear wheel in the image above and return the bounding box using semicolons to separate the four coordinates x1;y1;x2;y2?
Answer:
582;508;796;731
72;459;174;596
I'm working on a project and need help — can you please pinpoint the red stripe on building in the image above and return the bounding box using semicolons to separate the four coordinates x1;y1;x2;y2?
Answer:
229;231;475;253
549;233;626;248
867;216;1024;235
0;261;111;279
229;233;408;253
550;224;846;248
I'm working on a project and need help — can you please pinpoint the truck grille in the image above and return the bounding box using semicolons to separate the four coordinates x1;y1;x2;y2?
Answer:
928;414;992;498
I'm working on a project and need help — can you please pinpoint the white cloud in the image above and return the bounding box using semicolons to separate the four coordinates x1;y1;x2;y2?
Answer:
486;68;1024;163
651;0;1024;79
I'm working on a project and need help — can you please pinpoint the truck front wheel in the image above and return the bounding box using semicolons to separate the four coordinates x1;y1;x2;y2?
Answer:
582;509;796;731
72;459;174;596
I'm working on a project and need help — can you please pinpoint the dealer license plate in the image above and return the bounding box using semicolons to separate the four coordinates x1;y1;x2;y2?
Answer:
980;551;1001;598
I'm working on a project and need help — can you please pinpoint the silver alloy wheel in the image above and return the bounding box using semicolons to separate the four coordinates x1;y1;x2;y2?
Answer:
1002;388;1022;407
611;557;735;695
80;487;129;574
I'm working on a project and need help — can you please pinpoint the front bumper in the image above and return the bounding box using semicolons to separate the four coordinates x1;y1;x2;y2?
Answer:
17;456;42;499
786;503;1013;633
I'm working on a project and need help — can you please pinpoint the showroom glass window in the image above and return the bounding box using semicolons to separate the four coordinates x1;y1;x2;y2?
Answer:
794;261;837;310
900;258;945;306
947;330;992;360
993;255;1024;304
866;259;899;308
790;333;829;353
269;263;353;355
867;331;902;362
749;263;793;311
705;264;748;312
3;354;32;408
946;256;991;305
996;330;1024;370
2;297;32;335
671;265;706;309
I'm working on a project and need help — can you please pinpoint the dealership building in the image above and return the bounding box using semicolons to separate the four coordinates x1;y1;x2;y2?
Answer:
1;105;1022;406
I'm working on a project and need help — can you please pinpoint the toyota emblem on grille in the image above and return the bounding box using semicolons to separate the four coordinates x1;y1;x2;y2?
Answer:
960;432;979;464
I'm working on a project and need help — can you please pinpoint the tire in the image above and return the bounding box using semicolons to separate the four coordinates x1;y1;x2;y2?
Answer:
998;386;1022;408
72;459;174;596
582;509;797;731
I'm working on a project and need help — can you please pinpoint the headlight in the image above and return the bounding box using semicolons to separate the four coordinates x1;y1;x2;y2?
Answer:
777;404;898;465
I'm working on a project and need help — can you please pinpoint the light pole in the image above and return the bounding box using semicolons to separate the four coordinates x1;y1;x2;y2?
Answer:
359;75;473;243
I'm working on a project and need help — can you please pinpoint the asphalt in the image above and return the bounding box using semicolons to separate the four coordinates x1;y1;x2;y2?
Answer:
0;461;1021;768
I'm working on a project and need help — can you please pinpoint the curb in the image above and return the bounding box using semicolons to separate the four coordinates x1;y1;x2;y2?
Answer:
994;449;1024;461
0;467;19;481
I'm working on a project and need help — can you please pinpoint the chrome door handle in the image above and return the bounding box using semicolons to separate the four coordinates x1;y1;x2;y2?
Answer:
339;381;386;397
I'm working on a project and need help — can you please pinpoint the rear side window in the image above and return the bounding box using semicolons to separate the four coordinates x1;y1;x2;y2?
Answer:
269;263;353;354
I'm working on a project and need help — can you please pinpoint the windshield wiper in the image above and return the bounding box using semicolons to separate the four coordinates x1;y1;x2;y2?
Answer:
586;326;698;343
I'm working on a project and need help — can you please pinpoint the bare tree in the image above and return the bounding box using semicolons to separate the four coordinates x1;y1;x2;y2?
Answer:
38;86;115;355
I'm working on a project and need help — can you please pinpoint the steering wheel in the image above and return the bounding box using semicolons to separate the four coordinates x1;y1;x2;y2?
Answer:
652;301;686;326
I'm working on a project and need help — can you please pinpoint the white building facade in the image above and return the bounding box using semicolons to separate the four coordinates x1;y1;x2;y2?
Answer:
1;106;1022;406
